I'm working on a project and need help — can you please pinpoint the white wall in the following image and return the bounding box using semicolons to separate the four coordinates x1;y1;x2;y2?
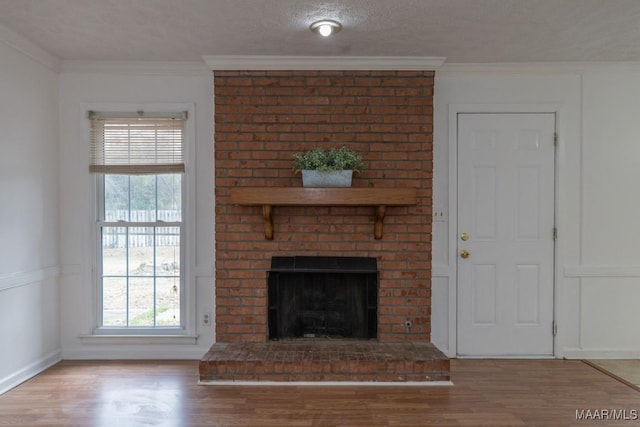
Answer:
2;25;638;370
58;63;215;358
0;38;61;393
57;62;640;360
568;68;640;356
432;64;640;358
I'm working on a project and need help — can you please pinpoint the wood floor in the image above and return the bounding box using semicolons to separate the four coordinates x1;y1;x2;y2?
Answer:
0;359;638;426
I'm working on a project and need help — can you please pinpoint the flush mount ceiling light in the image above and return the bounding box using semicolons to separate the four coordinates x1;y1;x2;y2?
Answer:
309;19;342;37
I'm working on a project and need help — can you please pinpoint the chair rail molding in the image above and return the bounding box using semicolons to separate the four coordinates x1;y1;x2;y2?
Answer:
564;265;640;278
0;266;60;292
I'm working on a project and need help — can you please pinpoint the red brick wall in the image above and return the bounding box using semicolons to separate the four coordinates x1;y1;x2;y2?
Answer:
214;70;434;343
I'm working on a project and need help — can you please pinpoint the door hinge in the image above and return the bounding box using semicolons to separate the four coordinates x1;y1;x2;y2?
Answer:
553;132;558;147
552;321;558;337
553;227;557;240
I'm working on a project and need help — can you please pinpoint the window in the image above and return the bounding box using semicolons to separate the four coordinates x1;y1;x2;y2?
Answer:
90;111;187;331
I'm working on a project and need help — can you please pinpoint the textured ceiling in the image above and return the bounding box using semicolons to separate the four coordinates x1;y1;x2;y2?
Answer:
1;0;640;63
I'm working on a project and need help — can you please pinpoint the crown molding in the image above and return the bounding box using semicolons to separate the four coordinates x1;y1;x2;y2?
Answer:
203;55;446;71
439;61;640;74
60;60;211;76
0;24;60;71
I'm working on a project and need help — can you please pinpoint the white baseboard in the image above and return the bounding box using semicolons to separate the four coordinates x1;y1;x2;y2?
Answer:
62;345;209;360
199;380;454;387
431;264;451;278
561;348;640;359
0;350;62;395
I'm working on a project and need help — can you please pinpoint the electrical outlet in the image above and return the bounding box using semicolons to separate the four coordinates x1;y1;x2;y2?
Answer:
202;313;211;326
432;206;447;222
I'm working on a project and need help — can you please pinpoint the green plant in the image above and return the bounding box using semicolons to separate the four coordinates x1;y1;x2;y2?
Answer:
130;306;169;326
292;146;364;173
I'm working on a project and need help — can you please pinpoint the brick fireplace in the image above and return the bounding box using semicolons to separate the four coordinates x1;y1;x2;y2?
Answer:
200;70;449;382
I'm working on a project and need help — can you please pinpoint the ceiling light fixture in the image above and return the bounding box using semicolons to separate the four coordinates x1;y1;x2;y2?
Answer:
310;20;342;37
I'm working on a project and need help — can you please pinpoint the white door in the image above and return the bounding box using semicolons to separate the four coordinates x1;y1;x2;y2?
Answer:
457;113;555;357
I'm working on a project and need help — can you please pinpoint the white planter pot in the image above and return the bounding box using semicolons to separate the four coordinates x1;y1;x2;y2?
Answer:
301;170;353;187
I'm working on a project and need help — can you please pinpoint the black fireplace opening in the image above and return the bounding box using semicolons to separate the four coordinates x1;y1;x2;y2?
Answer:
268;256;378;340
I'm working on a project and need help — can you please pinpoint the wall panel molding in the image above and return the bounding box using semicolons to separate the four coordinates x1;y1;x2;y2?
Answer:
431;264;451;278
0;266;60;292
60;264;81;277
564;265;640;278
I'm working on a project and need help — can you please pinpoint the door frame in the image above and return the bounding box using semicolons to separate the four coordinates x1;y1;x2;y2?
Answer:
447;104;563;358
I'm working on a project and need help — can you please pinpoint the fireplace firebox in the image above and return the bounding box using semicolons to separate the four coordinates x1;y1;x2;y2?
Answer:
268;256;378;340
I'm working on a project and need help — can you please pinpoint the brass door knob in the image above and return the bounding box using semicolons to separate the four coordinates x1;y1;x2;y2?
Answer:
460;232;469;241
460;250;470;259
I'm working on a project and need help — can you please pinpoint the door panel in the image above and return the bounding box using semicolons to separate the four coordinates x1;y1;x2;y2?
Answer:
472;264;497;325
457;113;555;357
473;167;497;239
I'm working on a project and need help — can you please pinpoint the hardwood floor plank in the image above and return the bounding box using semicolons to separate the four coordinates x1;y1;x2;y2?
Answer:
0;359;638;426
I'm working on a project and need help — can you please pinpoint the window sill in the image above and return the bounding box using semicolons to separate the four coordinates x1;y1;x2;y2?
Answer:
79;334;199;345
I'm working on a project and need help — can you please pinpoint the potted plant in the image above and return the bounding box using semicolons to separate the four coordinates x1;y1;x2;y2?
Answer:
292;146;364;187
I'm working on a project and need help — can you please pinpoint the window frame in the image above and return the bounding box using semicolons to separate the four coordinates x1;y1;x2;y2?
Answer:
87;103;196;337
95;174;186;332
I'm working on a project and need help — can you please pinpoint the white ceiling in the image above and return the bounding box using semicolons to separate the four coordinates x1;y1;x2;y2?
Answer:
1;0;640;63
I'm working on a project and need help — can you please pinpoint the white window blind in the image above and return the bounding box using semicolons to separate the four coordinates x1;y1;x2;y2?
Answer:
89;111;186;174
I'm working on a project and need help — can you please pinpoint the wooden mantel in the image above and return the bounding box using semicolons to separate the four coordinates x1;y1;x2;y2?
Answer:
229;187;418;240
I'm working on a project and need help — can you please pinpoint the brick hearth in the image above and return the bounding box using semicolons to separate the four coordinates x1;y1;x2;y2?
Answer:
200;341;450;383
